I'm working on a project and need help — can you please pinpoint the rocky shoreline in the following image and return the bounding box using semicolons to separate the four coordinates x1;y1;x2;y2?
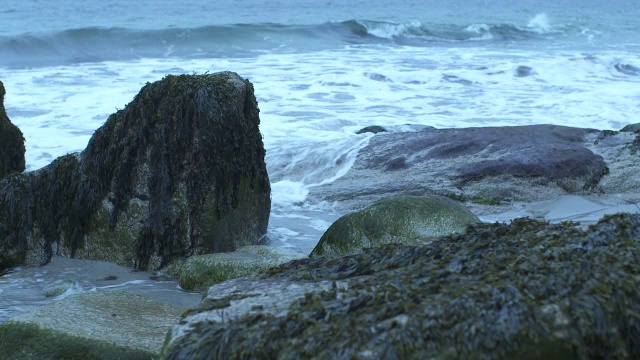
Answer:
1;72;639;359
309;123;640;216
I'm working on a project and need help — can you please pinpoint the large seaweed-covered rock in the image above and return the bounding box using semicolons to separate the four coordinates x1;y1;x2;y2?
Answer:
0;72;270;272
0;81;26;179
310;195;479;258
0;291;181;359
162;213;640;359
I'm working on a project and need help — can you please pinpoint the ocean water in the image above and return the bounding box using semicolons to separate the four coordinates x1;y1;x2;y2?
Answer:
1;0;639;322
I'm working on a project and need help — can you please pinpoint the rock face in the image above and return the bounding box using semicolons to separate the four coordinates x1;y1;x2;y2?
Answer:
162;213;640;359
0;291;181;359
0;72;271;272
0;81;26;179
309;125;613;210
310;195;480;258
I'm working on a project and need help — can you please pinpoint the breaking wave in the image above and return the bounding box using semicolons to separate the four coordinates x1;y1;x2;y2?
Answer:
0;15;573;68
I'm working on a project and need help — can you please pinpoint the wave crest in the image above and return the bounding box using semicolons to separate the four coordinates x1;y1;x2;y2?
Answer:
0;18;570;69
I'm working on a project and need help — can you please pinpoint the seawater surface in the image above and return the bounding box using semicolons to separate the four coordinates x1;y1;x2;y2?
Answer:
1;0;639;323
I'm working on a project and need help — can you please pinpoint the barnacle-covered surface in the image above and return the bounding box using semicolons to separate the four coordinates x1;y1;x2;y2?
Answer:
0;72;271;272
163;213;640;359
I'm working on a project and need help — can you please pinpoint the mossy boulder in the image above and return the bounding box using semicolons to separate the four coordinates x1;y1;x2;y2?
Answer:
310;195;480;258
162;213;640;359
0;80;26;179
0;72;271;272
0;291;181;359
620;123;640;133
168;246;306;292
41;279;74;297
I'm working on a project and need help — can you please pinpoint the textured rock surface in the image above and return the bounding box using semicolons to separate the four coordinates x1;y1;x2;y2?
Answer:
356;125;387;134
0;291;181;359
0;72;270;272
0;81;25;179
309;125;615;210
167;245;306;292
311;195;480;258
620;123;640;133
162;213;640;359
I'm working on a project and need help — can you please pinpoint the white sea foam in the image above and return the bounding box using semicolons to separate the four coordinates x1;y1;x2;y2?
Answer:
271;180;309;208
360;20;424;39
527;13;552;33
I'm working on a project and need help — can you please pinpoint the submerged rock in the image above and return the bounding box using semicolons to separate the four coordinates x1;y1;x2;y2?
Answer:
167;245;306;292
0;72;271;272
0;81;26;179
311;195;480;258
0;291;181;359
162;213;640;359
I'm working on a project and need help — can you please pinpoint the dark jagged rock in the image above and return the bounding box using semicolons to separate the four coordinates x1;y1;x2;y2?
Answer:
310;196;479;258
356;125;387;134
0;72;270;272
162;213;640;359
309;125;613;210
0;81;26;179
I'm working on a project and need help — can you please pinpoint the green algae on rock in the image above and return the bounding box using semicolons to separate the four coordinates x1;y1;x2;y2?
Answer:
162;213;640;359
0;291;182;359
41;279;74;297
0;81;25;180
620;122;640;133
0;72;271;273
167;245;306;292
310;195;480;258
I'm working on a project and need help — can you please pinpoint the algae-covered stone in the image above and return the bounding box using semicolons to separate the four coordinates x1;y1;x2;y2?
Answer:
162;213;640;359
171;245;306;292
0;72;271;272
0;291;181;359
621;123;640;133
41;279;74;297
0;80;26;179
310;195;479;258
